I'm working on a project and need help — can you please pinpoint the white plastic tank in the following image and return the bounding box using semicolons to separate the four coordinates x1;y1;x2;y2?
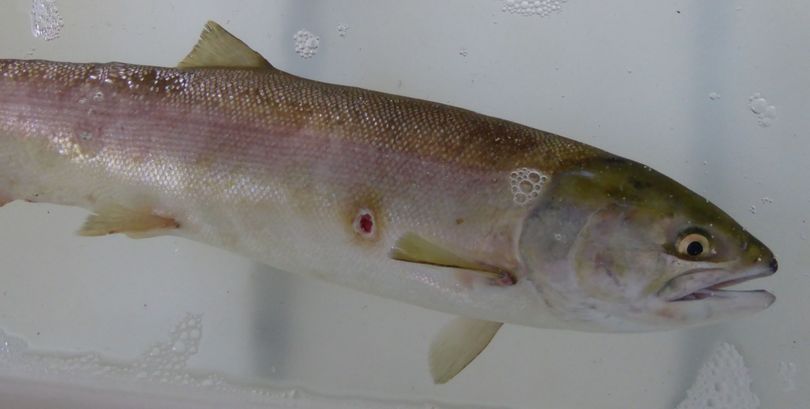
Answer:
0;1;807;408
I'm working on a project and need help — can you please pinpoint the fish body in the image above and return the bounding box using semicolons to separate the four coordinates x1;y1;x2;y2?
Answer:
0;22;776;382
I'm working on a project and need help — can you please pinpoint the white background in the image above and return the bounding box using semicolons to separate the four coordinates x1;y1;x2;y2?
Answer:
0;1;808;408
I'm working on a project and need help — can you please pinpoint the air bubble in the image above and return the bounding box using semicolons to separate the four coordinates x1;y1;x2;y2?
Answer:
337;24;349;37
172;341;186;353
294;30;320;59
708;92;720;100
509;168;549;205
748;93;776;127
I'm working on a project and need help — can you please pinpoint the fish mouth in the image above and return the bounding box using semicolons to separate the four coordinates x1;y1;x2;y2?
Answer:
659;259;777;304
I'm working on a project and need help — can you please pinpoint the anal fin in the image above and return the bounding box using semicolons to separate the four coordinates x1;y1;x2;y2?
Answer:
79;205;179;239
429;317;503;384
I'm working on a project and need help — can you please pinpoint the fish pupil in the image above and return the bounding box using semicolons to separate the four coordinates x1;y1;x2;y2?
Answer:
686;241;704;256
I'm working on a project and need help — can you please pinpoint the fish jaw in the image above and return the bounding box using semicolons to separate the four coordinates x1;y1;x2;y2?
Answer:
649;259;776;325
658;262;777;303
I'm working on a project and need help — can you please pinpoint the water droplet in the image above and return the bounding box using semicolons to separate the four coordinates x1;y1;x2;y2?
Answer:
749;205;757;214
459;47;469;57
708;92;720;100
93;91;104;101
554;233;563;241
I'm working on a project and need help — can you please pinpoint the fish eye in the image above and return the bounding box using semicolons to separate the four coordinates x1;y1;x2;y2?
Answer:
677;231;711;257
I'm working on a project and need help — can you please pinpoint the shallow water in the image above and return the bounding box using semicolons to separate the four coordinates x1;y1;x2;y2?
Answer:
0;1;808;408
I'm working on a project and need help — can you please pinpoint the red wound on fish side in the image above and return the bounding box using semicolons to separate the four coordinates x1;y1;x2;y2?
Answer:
359;214;373;233
353;208;375;238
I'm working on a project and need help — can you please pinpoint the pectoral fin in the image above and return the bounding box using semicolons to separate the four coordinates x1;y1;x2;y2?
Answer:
179;21;274;69
390;233;511;282
429;317;503;384
79;205;179;239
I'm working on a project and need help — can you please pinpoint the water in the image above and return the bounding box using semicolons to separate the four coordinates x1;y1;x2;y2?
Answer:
1;1;808;408
0;315;477;408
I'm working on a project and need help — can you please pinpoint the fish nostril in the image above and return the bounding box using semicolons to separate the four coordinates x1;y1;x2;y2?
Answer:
769;258;778;272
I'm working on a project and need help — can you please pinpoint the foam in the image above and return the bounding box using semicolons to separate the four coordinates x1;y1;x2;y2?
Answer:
294;30;320;59
30;0;64;41
509;168;548;206
675;342;760;409
0;315;492;409
501;0;567;17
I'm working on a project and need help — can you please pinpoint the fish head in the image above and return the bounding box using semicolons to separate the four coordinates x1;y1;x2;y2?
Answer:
519;157;776;332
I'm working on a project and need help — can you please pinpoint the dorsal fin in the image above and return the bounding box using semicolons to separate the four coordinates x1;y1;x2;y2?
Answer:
178;21;274;69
